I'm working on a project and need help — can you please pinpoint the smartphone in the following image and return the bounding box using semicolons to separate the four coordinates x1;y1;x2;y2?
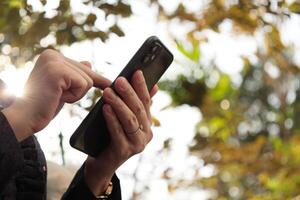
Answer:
69;36;174;157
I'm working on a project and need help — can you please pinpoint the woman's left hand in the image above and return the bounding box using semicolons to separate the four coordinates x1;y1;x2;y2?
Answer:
84;70;158;196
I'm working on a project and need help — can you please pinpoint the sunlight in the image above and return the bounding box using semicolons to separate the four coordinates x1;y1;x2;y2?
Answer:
2;70;25;97
0;63;32;97
5;82;24;97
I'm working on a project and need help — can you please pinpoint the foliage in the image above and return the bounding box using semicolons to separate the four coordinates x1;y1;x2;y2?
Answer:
0;0;131;67
2;0;300;199
156;0;300;199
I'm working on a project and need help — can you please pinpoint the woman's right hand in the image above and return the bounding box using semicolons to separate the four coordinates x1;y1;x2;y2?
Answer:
2;49;111;142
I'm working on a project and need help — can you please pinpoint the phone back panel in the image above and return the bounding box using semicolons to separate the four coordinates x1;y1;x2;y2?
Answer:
70;36;173;157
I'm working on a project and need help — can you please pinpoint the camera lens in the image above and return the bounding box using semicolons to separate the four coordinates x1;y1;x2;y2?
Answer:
142;55;151;63
150;54;156;61
151;46;158;53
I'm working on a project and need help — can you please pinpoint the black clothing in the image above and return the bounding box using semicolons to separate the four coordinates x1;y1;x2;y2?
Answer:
0;112;121;200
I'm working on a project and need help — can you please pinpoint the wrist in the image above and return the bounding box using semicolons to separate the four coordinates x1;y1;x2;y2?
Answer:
84;150;119;196
2;99;33;141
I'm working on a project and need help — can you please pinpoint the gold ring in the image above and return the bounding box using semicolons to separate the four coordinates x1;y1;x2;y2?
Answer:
126;124;143;135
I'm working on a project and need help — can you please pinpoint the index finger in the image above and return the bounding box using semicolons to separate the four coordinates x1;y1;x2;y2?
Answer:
64;56;112;89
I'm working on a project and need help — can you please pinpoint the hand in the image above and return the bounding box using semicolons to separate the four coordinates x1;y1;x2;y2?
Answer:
2;49;111;141
84;70;158;196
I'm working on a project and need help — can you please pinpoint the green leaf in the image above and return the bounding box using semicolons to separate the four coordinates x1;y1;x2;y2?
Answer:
9;0;23;8
210;74;231;101
176;41;200;62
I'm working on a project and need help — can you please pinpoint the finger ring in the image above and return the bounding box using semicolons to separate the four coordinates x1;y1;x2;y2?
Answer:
126;124;143;135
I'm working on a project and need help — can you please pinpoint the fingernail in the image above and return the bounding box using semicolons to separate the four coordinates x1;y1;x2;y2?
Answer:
136;70;144;83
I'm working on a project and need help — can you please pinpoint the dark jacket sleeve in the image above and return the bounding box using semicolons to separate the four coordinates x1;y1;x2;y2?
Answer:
0;112;24;193
61;164;121;200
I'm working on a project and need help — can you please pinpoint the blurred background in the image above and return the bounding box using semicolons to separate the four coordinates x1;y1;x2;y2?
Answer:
1;0;300;199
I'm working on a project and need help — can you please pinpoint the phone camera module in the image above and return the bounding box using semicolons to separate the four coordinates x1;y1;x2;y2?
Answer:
142;55;151;63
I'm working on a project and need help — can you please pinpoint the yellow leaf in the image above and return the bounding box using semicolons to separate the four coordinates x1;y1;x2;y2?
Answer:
152;116;161;127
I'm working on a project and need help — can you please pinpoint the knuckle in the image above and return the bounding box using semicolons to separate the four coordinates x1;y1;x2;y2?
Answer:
142;95;151;106
135;103;145;115
39;49;59;60
135;142;146;154
38;50;62;72
115;126;124;136
127;115;138;128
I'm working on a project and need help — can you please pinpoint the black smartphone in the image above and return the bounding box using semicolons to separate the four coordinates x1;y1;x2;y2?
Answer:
69;36;174;157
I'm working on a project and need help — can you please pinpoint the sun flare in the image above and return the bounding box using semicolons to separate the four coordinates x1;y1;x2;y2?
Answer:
0;64;31;97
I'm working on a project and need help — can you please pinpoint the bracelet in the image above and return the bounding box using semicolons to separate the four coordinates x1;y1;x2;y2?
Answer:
95;181;113;199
